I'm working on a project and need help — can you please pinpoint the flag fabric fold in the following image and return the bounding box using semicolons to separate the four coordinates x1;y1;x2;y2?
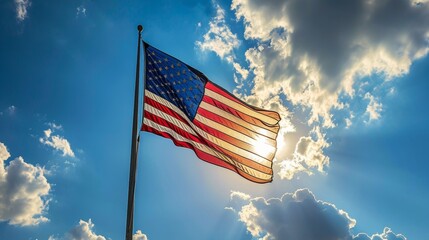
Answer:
141;42;281;183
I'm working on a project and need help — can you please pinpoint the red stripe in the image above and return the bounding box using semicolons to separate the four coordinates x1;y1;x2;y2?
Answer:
203;95;280;131
143;124;194;150
144;94;274;175
198;108;277;141
193;118;275;161
144;97;189;125
212;146;273;175
144;109;273;175
206;82;281;121
194;148;272;183
143;125;271;183
142;125;236;172
143;111;201;144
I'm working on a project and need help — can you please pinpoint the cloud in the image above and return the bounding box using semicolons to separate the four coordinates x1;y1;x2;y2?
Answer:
40;128;75;158
133;230;149;240
7;106;16;115
195;0;429;179
279;126;329;180
345;112;355;129
48;122;63;130
76;6;87;17
231;0;429;127
196;4;250;80
0;106;17;116
196;3;300;179
15;0;31;21
62;219;106;240
196;4;240;59
278;160;310;180
227;189;406;240
0;142;51;226
353;227;406;240
50;219;148;240
65;219;106;240
364;93;383;121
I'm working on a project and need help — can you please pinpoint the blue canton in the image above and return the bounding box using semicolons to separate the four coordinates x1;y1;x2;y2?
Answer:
144;43;206;120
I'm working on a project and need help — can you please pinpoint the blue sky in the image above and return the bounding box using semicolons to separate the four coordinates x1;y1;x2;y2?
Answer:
0;0;428;239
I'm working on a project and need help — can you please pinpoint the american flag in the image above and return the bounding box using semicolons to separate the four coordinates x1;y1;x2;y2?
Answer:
141;42;280;183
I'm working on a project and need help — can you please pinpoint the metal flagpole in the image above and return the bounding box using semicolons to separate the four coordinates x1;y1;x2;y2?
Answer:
125;24;143;240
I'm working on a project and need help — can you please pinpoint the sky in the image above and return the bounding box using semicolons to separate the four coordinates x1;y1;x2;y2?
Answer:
0;0;428;239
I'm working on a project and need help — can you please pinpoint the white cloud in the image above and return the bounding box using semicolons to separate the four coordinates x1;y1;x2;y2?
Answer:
51;219;149;240
278;126;329;180
231;61;249;80
226;191;252;213
76;6;87;17
278;160;310;180
196;4;250;81
230;190;251;201
40;128;75;158
231;0;429;128
133;230;148;240
345;112;354;129
229;188;356;239
0;142;51;226
48;122;63;130
195;0;429;180
64;219;106;240
353;227;406;240
364;93;383;121
196;4;239;59
227;189;406;240
15;0;31;22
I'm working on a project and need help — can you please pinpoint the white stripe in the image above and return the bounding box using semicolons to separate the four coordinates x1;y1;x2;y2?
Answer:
144;91;273;165
205;88;279;125
199;102;278;140
194;113;276;153
144;118;272;181
145;104;197;136
144;102;273;167
145;90;277;140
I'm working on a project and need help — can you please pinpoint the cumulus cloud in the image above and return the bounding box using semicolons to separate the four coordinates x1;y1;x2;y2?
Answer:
227;189;406;240
364;93;383;121
133;230;149;240
196;4;239;59
231;0;429;127
353;227;406;240
226;191;252;212
15;0;31;21
50;219;148;240
40;128;75;158
60;219;106;240
196;0;429;179
345;112;355;129
0;142;51;226
279;127;330;179
196;4;249;80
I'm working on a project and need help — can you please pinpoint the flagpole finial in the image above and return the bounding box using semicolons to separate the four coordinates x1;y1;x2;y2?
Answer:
137;25;143;32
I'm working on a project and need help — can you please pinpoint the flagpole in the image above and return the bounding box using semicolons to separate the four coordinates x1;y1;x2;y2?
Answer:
125;24;143;240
